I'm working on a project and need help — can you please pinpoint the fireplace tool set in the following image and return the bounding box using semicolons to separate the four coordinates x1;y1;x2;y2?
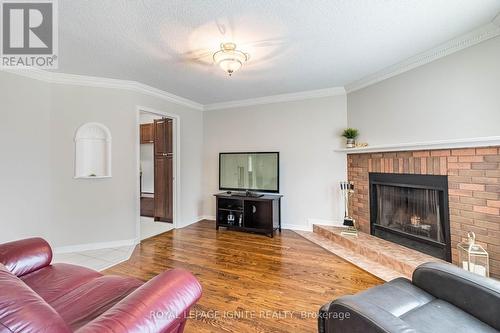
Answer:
340;181;358;236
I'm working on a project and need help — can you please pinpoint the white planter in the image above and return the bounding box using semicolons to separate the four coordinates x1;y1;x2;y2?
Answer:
346;138;356;148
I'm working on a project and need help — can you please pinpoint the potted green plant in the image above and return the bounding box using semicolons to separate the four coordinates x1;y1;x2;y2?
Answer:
341;128;359;148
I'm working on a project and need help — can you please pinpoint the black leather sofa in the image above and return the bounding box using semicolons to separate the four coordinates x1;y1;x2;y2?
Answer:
319;262;500;333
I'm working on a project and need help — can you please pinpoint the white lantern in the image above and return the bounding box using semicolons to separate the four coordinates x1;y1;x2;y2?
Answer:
457;232;489;277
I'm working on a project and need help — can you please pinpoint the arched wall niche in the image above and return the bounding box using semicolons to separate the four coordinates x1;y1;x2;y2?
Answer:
74;122;112;179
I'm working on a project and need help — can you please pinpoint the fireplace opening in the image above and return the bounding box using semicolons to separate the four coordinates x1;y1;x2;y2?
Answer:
369;173;451;261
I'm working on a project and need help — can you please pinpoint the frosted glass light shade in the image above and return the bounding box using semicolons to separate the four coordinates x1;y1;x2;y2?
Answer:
213;42;248;76
217;58;243;75
74;123;112;179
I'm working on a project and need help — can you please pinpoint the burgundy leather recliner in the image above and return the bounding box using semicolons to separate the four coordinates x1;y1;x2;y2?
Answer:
0;237;202;333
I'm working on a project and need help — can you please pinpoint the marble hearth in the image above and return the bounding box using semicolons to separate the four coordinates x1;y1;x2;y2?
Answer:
297;225;442;281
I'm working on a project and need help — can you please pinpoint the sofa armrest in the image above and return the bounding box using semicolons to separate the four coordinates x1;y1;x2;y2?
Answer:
0;237;52;277
412;262;500;330
77;269;202;333
319;297;417;333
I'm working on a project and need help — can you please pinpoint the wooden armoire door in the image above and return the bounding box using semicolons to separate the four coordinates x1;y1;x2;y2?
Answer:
154;118;173;223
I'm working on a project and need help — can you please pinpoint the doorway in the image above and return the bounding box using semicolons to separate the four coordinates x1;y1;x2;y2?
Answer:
137;107;180;240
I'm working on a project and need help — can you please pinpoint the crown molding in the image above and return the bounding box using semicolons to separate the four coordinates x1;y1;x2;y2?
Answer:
203;87;346;111
494;13;500;27
345;18;500;93
3;13;499;110
1;67;204;110
2;68;345;111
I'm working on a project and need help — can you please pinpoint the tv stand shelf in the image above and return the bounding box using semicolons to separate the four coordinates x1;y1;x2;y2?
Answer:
214;192;282;237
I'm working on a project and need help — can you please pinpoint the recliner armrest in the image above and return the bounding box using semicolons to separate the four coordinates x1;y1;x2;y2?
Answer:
0;237;52;277
77;268;202;333
413;262;500;330
319;297;417;333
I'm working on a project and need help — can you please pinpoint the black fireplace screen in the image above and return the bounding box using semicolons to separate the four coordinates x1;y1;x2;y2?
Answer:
369;173;451;261
374;185;444;243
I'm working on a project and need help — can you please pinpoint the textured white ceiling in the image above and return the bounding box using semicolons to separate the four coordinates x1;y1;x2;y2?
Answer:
57;0;500;104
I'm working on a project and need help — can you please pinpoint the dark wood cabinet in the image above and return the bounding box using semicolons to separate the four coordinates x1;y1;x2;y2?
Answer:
140;123;154;144
154;118;173;222
140;196;154;217
214;193;282;237
154;156;173;222
154;119;172;154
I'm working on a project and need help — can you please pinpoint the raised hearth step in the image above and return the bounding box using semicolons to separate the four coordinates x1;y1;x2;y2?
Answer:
296;225;444;281
296;230;403;281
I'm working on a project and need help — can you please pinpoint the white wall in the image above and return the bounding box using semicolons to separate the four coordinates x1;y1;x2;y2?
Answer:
0;72;52;242
347;36;500;145
202;96;348;230
0;71;204;248
140;143;154;193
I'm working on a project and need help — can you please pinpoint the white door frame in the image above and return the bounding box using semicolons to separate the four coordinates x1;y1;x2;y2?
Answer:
135;106;181;241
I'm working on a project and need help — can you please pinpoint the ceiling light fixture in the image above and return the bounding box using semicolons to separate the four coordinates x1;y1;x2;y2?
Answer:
213;42;249;76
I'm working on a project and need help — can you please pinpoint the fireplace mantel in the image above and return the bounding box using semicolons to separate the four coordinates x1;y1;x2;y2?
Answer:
335;136;500;154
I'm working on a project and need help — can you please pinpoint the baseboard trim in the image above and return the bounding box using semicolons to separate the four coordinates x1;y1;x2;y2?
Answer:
283;219;341;232
54;238;138;254
282;223;312;232
197;215;216;221
174;216;215;229
307;218;342;228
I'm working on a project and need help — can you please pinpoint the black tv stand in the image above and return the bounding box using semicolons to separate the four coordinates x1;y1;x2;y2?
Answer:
214;192;282;237
228;190;264;198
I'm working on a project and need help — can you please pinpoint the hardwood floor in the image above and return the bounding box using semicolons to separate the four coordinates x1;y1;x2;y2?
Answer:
104;220;382;332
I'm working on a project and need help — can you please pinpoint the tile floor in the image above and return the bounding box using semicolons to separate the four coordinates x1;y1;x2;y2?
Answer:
52;217;174;272
140;216;174;240
52;245;135;272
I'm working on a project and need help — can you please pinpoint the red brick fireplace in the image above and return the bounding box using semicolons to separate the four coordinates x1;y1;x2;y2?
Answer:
347;146;500;278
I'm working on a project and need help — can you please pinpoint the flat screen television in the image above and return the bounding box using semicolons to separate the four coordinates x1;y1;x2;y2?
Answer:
219;152;279;193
